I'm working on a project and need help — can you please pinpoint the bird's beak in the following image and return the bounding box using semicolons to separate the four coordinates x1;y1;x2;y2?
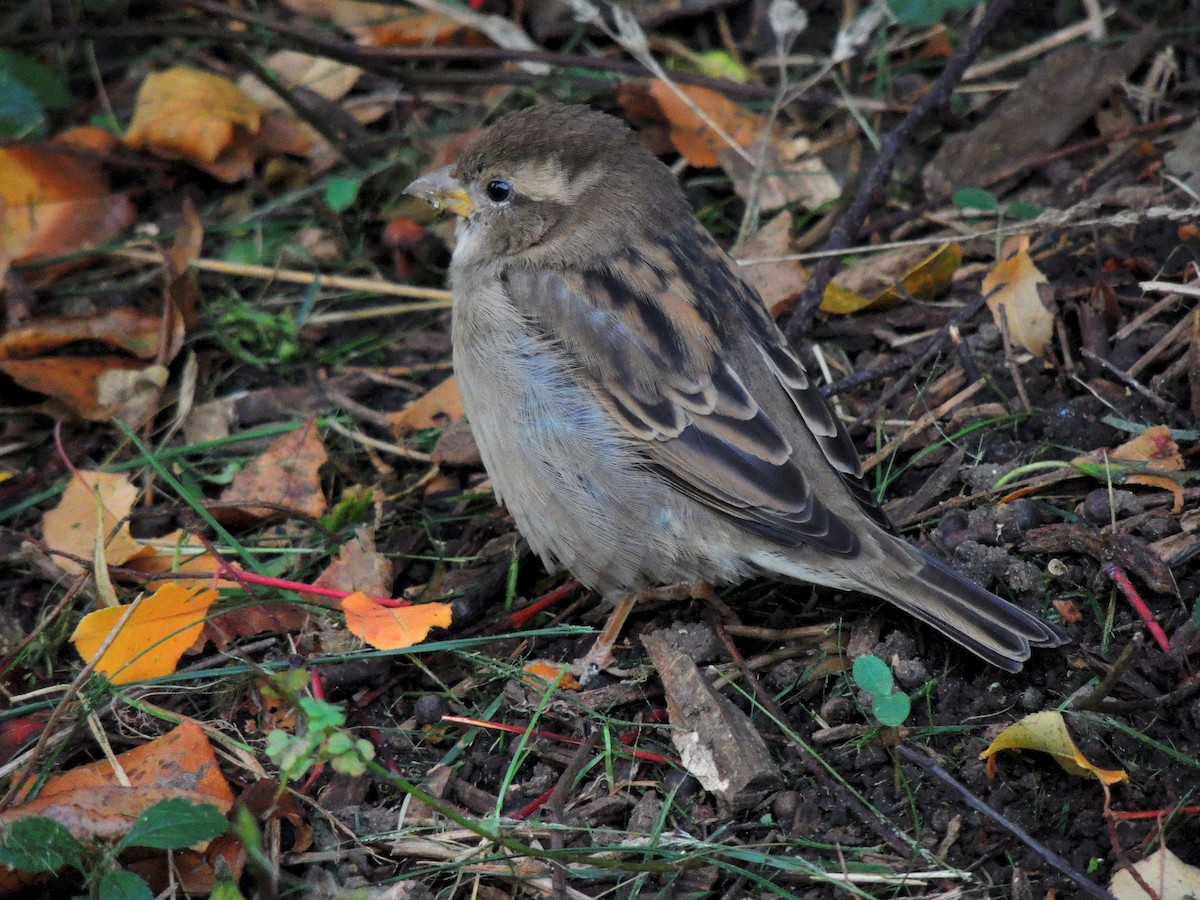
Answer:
405;165;474;218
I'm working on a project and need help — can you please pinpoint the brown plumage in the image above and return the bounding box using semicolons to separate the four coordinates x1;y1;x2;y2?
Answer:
406;104;1067;672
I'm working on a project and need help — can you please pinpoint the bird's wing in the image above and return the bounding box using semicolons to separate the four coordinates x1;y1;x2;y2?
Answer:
504;230;891;554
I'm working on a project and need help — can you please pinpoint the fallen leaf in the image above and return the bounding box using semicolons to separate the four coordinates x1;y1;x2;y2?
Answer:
620;80;764;168
0;355;163;422
341;592;451;651
1110;846;1200;900
41;470;148;577
0;308;171;361
4;718;233;819
125;67;265;182
823;242;962;314
733;212;806;319
218;418;328;522
71;583;219;684
389;374;464;433
979;710;1128;784
310;527;393;604
363;11;489;47
0;128;134;275
522;662;580;691
982;235;1054;356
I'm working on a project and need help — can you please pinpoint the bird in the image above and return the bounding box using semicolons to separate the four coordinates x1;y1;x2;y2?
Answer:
405;103;1067;673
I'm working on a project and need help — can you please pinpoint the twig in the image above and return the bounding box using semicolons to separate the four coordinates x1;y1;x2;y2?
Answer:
896;745;1115;899
112;249;453;305
850;291;990;431
1065;633;1143;711
1080;348;1178;420
787;0;1017;337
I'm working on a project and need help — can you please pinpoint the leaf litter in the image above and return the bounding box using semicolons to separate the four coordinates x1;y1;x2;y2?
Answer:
0;2;1198;898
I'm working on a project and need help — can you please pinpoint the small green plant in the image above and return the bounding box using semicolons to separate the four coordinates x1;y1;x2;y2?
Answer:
265;694;375;782
852;654;911;728
953;186;1041;222
0;798;228;900
207;293;301;366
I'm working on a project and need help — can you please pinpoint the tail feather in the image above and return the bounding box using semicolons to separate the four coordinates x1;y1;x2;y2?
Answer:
752;536;1068;671
882;547;1067;673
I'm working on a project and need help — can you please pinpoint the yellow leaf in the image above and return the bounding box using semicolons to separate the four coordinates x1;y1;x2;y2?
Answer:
1110;846;1200;900
821;243;961;314
71;583;218;684
982;235;1054;356
979;710;1128;785
125;68;263;182
342;592;451;650
42;471;148;576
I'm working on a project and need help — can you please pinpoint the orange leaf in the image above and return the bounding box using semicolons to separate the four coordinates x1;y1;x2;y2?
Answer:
71;583;218;684
0;308;171;361
0;138;134;271
523;662;581;691
0;355;167;423
389;374;464;433
620;80;763;167
342;592;451;650
125;67;264;182
41;470;148;577
364;11;490;47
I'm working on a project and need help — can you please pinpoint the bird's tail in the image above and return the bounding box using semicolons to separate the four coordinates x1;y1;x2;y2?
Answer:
876;543;1067;672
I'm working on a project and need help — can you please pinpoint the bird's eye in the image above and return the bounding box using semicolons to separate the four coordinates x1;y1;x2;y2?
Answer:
485;179;513;203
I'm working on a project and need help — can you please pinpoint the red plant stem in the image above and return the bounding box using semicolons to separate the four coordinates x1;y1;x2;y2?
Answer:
1109;804;1200;821
509;581;582;628
510;787;554;822
1104;563;1171;653
164;565;411;608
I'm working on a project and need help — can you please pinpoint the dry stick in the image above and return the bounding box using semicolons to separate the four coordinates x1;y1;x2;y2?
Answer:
896;745;1115;900
174;0;778;102
786;0;1017;339
1065;633;1144;711
849;290;990;431
1079;348;1178;421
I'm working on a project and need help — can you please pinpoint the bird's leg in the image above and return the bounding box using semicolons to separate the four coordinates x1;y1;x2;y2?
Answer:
575;581;718;683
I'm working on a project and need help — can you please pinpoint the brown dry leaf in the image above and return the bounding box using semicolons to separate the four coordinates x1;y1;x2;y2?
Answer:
125;67;265;182
619;80;764;168
219;418;328;521
41;470;148;577
982;235;1054;356
0;128;135;275
822;243;962;315
341;592;452;650
310;527;393;603
733;212;806;319
979;710;1128;784
71;583;218;684
1110;846;1200;900
280;0;401;28
389;374;464;433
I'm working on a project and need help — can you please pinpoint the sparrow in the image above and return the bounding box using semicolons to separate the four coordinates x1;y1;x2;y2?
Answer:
405;103;1066;673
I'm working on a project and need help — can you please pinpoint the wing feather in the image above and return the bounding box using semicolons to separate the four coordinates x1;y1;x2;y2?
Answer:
503;234;885;554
